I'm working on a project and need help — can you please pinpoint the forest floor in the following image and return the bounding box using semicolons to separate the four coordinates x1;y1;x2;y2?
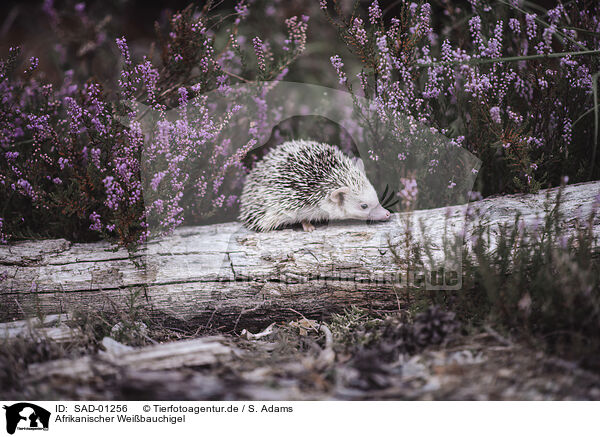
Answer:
3;313;600;401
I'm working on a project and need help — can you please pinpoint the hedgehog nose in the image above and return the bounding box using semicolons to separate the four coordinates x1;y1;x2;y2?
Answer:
369;205;391;221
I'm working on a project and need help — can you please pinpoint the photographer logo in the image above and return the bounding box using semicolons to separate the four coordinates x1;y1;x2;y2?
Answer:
3;403;50;434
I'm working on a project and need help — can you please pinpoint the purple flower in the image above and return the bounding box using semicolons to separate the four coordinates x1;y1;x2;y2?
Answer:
508;18;521;34
398;177;418;206
417;3;433;41
369;1;382;24
562;119;572;146
57;157;70;170
17;179;36;200
351;18;368;46
547;5;564;24
330;55;347;85
525;14;537;41
235;0;249;23
91;148;101;167
25;57;39;74
490;106;501;124
151;172;166;191
116;37;131;64
253;37;266;72
284;16;309;53
89;211;102;232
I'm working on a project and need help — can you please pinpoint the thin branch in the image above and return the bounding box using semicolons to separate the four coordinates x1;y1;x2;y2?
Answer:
418;49;600;68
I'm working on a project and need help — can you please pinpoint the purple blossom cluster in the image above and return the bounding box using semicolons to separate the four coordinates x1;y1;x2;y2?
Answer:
253;37;267;72
330;55;347;85
351;18;368;46
0;3;308;247
284;16;309;53
322;0;600;196
2;0;598;245
398;177;418;208
368;0;382;25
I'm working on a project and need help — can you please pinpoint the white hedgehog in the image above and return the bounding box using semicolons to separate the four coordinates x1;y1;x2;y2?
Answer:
239;140;391;232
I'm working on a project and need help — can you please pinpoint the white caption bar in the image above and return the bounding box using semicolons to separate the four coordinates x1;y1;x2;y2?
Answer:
0;401;597;437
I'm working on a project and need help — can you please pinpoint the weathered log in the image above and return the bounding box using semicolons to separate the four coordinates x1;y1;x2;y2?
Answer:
0;313;82;342
1;181;599;330
28;336;236;380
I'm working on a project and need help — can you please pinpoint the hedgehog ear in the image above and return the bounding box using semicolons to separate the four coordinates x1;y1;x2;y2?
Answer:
330;186;351;205
352;157;365;174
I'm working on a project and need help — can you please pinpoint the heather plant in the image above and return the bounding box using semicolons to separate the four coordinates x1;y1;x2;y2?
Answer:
320;0;600;199
0;1;308;248
399;186;600;368
1;0;599;246
465;189;600;367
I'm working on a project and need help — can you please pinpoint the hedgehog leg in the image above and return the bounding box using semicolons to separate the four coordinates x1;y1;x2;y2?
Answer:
301;220;315;232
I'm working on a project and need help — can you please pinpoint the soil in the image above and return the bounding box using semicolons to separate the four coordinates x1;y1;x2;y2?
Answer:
3;323;599;401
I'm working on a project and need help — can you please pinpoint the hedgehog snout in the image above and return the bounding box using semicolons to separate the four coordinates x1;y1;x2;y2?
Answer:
369;204;391;221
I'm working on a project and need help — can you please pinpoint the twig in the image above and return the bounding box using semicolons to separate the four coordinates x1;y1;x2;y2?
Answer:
483;325;513;347
319;324;333;350
232;304;263;333
221;69;252;83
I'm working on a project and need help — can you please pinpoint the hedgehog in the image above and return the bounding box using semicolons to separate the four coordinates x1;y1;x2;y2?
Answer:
239;140;391;232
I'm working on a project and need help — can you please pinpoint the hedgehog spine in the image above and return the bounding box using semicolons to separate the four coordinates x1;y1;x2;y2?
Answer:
238;140;390;232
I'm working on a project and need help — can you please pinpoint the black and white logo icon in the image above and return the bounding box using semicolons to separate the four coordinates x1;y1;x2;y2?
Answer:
3;403;50;435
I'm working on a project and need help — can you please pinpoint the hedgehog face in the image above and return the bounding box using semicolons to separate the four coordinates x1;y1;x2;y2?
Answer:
327;184;391;222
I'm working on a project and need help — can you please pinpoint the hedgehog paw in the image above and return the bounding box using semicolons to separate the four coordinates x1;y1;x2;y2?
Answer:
301;221;316;232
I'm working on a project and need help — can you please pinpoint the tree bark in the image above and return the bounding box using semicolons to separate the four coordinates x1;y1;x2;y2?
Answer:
1;181;598;330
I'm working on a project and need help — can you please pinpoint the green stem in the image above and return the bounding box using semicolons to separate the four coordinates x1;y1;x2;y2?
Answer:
418;49;600;68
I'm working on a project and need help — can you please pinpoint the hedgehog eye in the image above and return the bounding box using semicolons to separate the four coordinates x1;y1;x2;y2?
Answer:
360;203;369;210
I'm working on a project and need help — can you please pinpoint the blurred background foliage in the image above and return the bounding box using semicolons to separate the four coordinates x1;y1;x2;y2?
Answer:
0;0;598;246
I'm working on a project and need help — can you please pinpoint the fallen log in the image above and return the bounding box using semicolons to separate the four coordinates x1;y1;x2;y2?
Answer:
1;181;599;330
28;336;236;381
0;313;82;342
